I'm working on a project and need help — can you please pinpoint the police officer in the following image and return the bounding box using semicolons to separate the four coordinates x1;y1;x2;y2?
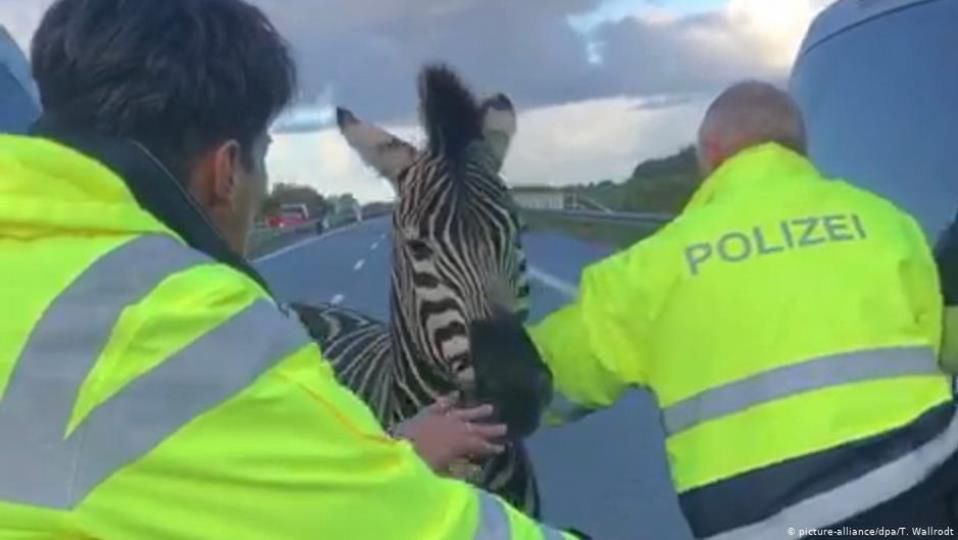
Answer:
529;81;958;538
0;0;576;538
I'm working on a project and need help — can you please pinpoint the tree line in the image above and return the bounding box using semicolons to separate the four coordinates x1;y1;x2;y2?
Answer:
571;145;701;215
259;182;350;220
261;145;701;223
259;183;395;222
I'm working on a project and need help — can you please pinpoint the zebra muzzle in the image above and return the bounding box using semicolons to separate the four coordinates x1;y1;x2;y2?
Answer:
469;315;554;439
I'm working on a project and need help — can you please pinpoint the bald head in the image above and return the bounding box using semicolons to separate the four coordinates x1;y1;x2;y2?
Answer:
697;80;807;177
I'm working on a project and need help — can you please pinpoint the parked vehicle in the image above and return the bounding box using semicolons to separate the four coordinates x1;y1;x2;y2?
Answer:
0;27;40;134
790;0;958;244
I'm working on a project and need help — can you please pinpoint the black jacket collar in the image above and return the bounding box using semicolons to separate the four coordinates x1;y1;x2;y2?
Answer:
29;115;273;295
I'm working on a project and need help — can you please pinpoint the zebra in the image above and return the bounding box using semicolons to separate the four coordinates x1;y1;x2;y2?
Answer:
290;64;546;517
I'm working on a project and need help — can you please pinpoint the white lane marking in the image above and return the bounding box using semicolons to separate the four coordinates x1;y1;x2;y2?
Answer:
252;220;371;264
252;235;323;264
528;266;578;299
371;241;380;250
354;259;366;271
331;294;345;305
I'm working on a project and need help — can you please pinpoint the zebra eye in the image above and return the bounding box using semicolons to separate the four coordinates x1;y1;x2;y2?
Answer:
406;239;433;260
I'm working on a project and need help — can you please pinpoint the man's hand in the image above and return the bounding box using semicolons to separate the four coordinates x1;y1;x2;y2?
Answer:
392;393;507;475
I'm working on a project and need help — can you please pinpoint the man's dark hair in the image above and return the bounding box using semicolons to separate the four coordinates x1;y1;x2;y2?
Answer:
31;0;297;181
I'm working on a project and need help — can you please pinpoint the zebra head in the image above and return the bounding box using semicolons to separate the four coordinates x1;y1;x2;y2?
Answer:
336;64;532;399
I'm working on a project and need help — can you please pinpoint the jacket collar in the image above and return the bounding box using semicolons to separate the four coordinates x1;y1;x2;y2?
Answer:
683;142;821;212
29;114;273;295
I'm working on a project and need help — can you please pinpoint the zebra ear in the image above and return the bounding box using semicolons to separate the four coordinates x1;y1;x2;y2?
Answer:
336;107;417;186
479;93;516;172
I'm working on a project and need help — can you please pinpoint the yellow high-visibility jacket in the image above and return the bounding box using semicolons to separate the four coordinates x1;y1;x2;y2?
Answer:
0;133;572;540
529;143;956;539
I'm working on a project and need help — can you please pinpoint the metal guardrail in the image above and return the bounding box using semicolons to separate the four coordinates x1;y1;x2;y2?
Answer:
519;208;677;249
523;208;675;226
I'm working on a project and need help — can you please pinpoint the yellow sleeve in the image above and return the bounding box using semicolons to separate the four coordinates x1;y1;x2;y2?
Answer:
898;213;944;357
935;215;958;373
73;310;572;539
529;237;662;426
942;307;958;375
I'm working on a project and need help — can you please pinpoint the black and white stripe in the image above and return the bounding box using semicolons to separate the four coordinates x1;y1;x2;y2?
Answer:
292;64;540;517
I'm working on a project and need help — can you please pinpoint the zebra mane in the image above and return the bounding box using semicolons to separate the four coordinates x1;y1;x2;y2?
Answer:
418;64;483;161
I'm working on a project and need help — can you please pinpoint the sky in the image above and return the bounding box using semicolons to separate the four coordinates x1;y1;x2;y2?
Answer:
0;0;835;202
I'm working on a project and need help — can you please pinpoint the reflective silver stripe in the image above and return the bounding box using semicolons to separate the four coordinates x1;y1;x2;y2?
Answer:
473;489;570;539
73;299;308;503
707;408;958;540
0;235;311;509
548;391;595;424
474;490;511;539
663;346;941;436
0;235;205;424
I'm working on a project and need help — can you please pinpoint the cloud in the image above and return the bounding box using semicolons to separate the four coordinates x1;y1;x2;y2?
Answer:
722;0;833;69
0;0;50;52
588;0;832;99
0;0;835;200
503;94;708;185
268;93;710;203
267;121;424;203
291;0;833;121
259;0;833;201
0;0;833;122
263;0;607;123
264;0;833;125
630;92;702;111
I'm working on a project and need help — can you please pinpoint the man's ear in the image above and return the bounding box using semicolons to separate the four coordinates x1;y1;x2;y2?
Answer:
186;140;241;209
479;93;516;172
697;136;726;177
212;140;243;204
337;107;417;191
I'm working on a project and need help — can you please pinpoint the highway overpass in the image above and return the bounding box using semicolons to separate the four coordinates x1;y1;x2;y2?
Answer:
255;216;694;540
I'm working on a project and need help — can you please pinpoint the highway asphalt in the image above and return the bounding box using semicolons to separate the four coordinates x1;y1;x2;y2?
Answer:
255;217;694;540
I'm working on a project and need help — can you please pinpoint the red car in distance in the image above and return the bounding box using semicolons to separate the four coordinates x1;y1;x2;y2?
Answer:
266;203;310;229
